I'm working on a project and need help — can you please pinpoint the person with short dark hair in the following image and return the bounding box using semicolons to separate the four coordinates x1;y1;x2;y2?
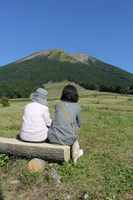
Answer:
60;84;79;103
48;85;83;158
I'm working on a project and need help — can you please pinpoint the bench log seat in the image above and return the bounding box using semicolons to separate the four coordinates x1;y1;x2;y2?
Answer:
0;137;70;162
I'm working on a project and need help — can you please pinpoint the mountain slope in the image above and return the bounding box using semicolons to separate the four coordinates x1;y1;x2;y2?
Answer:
16;49;82;64
0;49;133;98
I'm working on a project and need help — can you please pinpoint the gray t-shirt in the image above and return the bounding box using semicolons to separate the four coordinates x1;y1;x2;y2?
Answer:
48;101;81;146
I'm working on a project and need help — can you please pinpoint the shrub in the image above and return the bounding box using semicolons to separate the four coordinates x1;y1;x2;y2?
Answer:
0;96;10;107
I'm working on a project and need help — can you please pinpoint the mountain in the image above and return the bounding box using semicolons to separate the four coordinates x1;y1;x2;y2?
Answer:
16;49;74;63
16;48;96;64
0;48;133;98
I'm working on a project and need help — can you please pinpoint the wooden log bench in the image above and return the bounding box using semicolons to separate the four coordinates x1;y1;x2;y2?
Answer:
0;137;70;162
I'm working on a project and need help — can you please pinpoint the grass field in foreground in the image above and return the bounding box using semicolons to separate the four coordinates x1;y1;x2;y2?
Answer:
0;82;133;199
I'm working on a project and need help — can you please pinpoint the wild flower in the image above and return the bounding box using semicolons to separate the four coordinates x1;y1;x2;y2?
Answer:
65;195;70;199
84;194;89;199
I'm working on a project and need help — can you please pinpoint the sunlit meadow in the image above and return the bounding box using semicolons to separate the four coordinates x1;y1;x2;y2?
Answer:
0;82;133;199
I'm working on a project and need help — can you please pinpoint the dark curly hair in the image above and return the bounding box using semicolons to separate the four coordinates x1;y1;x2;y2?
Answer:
60;85;79;103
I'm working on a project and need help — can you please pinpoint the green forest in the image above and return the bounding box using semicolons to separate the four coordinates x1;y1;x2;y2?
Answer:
0;54;133;98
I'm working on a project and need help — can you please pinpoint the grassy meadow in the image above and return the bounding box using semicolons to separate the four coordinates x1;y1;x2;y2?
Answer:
0;81;133;200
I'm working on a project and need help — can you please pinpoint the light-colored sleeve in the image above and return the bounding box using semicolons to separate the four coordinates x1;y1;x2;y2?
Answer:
43;108;52;127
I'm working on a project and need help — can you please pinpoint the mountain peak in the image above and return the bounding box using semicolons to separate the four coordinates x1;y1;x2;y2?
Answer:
16;48;83;64
72;52;96;63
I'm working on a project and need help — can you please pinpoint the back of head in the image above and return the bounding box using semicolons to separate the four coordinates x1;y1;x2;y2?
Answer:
30;88;48;106
60;85;79;103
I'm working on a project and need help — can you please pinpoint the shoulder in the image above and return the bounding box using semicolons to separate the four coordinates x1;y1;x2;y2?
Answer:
70;102;81;109
43;105;50;111
69;103;81;115
25;102;34;109
38;103;50;112
54;102;59;110
25;102;49;110
55;101;81;110
76;103;81;109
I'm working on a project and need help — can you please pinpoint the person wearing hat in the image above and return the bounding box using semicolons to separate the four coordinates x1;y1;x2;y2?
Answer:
20;88;52;142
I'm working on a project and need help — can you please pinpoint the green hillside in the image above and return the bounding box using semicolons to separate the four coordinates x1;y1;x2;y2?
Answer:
0;49;133;98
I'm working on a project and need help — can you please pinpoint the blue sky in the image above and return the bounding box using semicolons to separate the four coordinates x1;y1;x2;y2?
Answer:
0;0;133;73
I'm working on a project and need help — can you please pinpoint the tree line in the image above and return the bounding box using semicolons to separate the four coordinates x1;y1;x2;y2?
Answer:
0;82;133;99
